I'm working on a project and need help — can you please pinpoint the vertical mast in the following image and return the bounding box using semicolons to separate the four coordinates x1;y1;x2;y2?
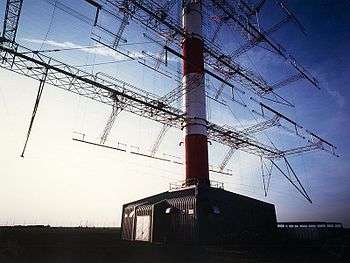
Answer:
182;0;209;186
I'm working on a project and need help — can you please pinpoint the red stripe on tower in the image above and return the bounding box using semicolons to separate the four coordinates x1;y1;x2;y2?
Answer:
182;0;209;187
183;37;204;74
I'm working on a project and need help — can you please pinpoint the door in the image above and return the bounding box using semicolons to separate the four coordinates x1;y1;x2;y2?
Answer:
135;215;151;241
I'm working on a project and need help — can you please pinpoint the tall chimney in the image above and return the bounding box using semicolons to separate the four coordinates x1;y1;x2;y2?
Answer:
182;0;209;186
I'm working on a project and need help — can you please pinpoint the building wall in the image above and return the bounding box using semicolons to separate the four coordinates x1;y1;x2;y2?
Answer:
121;187;276;244
121;205;134;240
197;188;276;243
121;188;197;242
165;196;197;243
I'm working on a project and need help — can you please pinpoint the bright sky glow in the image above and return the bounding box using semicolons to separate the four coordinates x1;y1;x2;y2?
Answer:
0;0;349;227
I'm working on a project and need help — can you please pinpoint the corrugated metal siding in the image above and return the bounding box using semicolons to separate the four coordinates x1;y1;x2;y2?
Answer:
167;195;197;243
121;187;276;244
152;201;169;243
121;205;135;240
121;190;198;243
123;188;196;208
197;187;276;243
121;203;153;241
136;204;152;216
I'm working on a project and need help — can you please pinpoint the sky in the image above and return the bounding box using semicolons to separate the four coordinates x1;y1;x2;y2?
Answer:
0;0;349;227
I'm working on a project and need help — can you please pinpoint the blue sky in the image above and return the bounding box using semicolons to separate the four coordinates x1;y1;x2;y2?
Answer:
0;0;349;227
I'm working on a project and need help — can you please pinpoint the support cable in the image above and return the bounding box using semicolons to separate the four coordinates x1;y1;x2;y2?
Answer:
39;0;58;51
270;157;312;203
21;67;49;157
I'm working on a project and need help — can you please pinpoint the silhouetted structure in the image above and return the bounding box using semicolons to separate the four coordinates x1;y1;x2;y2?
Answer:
121;184;276;244
0;0;339;246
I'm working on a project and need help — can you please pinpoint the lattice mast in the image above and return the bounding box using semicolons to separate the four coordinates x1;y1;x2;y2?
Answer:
0;0;339;202
182;0;209;186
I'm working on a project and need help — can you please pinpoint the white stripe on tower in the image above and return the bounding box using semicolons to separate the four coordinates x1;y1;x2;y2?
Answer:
182;0;209;186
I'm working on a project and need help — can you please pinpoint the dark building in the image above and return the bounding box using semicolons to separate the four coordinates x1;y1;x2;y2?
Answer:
121;184;277;244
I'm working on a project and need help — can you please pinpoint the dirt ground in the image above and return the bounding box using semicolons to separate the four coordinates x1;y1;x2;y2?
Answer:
0;226;348;263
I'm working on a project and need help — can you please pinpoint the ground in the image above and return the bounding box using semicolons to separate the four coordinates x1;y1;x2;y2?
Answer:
0;226;349;262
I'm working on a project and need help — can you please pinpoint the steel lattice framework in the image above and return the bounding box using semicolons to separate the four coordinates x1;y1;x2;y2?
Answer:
0;43;336;159
101;0;317;98
0;0;339;202
1;0;23;49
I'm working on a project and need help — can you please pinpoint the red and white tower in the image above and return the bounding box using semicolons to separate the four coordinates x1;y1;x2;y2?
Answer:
182;0;209;187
